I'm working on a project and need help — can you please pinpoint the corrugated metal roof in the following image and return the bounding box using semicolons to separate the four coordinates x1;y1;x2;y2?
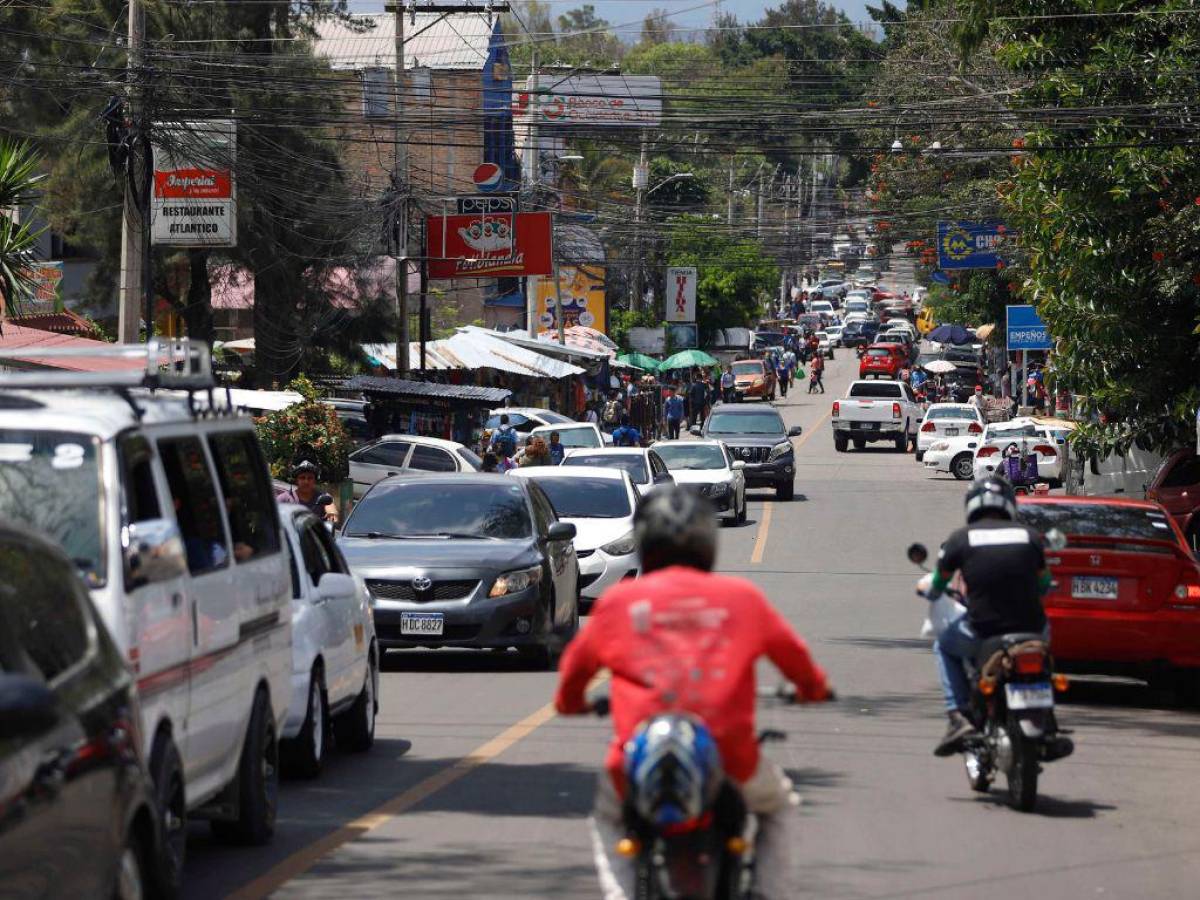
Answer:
314;13;494;72
365;329;584;379
342;376;511;403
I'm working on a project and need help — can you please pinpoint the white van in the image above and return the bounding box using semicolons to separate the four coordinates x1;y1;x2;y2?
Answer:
1063;441;1166;498
0;341;291;892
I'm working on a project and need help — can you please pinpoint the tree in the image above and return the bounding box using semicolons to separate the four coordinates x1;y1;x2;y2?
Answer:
959;1;1200;455
641;9;674;46
665;215;777;343
0;140;44;313
556;5;624;64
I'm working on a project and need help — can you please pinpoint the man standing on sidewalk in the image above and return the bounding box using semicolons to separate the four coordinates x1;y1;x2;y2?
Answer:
688;373;710;429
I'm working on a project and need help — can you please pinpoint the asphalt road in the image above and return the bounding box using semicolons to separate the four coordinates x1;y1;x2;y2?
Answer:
182;353;1200;900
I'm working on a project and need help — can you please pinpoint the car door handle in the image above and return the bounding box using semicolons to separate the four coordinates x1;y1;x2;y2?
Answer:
387;471;398;476
171;592;183;609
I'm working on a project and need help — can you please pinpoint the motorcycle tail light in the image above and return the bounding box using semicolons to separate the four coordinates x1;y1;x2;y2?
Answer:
726;837;748;855
832;401;840;417
892;402;901;419
616;838;640;857
1052;673;1070;692
976;446;999;458
968;423;983;434
978;677;996;696
921;421;936;432
1012;651;1046;676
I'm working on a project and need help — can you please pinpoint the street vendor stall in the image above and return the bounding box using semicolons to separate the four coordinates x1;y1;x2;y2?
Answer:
339;375;511;447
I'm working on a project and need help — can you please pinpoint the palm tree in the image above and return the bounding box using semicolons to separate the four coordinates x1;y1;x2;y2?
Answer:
558;144;631;213
0;139;44;316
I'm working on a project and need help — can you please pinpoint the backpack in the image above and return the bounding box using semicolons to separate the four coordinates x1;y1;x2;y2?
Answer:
603;400;621;425
492;427;517;457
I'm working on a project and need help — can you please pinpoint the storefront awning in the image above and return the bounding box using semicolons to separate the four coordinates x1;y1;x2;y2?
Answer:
341;376;511;406
364;327;584;379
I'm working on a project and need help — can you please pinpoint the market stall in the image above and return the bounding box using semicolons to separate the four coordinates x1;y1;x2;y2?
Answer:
339;375;511;446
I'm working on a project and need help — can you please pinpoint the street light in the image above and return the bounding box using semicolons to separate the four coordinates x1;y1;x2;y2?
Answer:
645;172;694;195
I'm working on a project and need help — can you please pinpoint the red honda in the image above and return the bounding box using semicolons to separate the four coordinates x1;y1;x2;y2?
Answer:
1017;495;1200;702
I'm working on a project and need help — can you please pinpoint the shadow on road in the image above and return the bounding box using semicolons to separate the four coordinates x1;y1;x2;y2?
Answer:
825;636;932;652
381;648;547;674
954;792;1116;819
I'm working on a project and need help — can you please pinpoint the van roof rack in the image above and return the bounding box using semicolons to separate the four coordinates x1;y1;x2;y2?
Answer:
0;337;214;390
0;338;224;420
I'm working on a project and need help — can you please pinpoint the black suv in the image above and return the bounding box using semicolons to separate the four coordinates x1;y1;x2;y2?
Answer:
693;406;802;500
0;528;166;898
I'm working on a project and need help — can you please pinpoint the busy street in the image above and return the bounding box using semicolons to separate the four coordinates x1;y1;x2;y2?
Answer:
140;350;1196;900
6;1;1200;898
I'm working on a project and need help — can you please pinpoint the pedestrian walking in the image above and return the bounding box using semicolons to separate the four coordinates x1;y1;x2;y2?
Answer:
809;353;826;394
688;374;710;429
663;387;685;440
720;365;735;403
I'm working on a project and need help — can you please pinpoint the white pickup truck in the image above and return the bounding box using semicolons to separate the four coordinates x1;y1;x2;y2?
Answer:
832;380;922;453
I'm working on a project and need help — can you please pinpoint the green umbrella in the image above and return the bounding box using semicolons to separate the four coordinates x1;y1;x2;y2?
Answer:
660;349;719;370
617;352;662;372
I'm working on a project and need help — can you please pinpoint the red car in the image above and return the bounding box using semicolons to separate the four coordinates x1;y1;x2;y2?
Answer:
1018;495;1200;700
858;344;905;379
1145;449;1200;550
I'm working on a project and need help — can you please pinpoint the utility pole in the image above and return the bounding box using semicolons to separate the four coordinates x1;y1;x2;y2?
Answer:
755;169;765;240
726;157;735;226
632;136;648;312
523;54;540;332
389;0;410;374
117;0;145;344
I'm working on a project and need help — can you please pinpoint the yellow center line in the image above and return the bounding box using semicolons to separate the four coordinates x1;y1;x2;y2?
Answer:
750;500;773;564
748;408;831;566
228;702;558;900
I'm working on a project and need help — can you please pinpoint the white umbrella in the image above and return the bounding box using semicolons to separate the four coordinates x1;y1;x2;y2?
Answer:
923;359;958;374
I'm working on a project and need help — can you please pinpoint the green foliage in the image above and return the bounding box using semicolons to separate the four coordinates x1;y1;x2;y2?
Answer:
665;215;777;343
968;0;1200;455
925;271;1011;330
255;376;350;481
0;140;45;311
609;307;662;350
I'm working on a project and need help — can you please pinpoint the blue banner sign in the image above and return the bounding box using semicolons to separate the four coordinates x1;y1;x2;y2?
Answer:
937;221;1007;269
1006;304;1052;351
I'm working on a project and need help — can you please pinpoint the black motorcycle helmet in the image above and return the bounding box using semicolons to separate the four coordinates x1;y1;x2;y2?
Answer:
965;474;1017;524
633;485;718;574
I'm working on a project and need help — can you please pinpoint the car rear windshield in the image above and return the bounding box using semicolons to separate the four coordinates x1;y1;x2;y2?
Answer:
0;430;105;587
1019;503;1176;542
987;424;1041;440
534;477;631;519
537;427;599;448
345;481;532;539
654;444;726;470
926;407;975;420
563;454;649;484
866;348;894;357
732;362;765;375
706;411;785;435
849;383;903;398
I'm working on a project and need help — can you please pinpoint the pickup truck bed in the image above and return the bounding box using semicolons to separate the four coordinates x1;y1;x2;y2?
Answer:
832;380;922;453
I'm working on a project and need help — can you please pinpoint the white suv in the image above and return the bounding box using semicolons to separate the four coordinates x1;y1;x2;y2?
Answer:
0;341;291;892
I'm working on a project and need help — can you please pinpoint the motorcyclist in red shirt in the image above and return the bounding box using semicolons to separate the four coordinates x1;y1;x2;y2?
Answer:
555;486;833;899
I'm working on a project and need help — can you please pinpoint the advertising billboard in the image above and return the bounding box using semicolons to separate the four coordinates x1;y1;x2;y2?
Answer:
665;266;697;323
426;211;552;279
1006;304;1052;351
536;264;606;333
22;261;64;314
513;75;662;128
151;120;236;248
936;220;1007;270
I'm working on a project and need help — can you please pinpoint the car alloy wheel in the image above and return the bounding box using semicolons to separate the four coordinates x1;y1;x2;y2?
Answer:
952;454;975;480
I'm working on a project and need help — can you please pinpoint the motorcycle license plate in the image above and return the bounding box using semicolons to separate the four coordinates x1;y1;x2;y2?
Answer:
401;612;444;636
1005;682;1053;710
1072;575;1118;600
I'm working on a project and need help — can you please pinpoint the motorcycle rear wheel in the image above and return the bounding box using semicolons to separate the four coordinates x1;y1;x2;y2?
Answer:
1004;716;1040;812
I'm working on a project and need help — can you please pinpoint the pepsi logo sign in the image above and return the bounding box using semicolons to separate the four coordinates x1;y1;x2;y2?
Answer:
473;163;503;193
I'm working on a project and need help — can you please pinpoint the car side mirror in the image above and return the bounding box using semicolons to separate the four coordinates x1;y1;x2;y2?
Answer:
317;572;357;601
689;425;703;436
547;521;576;542
123;518;188;590
788;426;803;437
907;542;929;566
732;460;746;471
0;673;59;738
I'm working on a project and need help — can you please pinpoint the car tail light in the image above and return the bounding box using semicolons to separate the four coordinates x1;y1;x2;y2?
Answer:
1173;583;1200;604
832;401;840;417
1012;650;1047;676
976;446;998;458
968;423;983;434
1033;444;1058;457
921;421;936;432
892;402;901;419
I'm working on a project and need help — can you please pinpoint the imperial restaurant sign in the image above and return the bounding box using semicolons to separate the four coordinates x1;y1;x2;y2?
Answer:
426;212;552;279
151;120;237;247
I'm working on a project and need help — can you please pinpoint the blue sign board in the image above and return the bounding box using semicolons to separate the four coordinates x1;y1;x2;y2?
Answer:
937;220;1007;269
1006;304;1052;351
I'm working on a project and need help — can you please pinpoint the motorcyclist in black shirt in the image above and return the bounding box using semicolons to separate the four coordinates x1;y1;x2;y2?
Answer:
925;475;1052;756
